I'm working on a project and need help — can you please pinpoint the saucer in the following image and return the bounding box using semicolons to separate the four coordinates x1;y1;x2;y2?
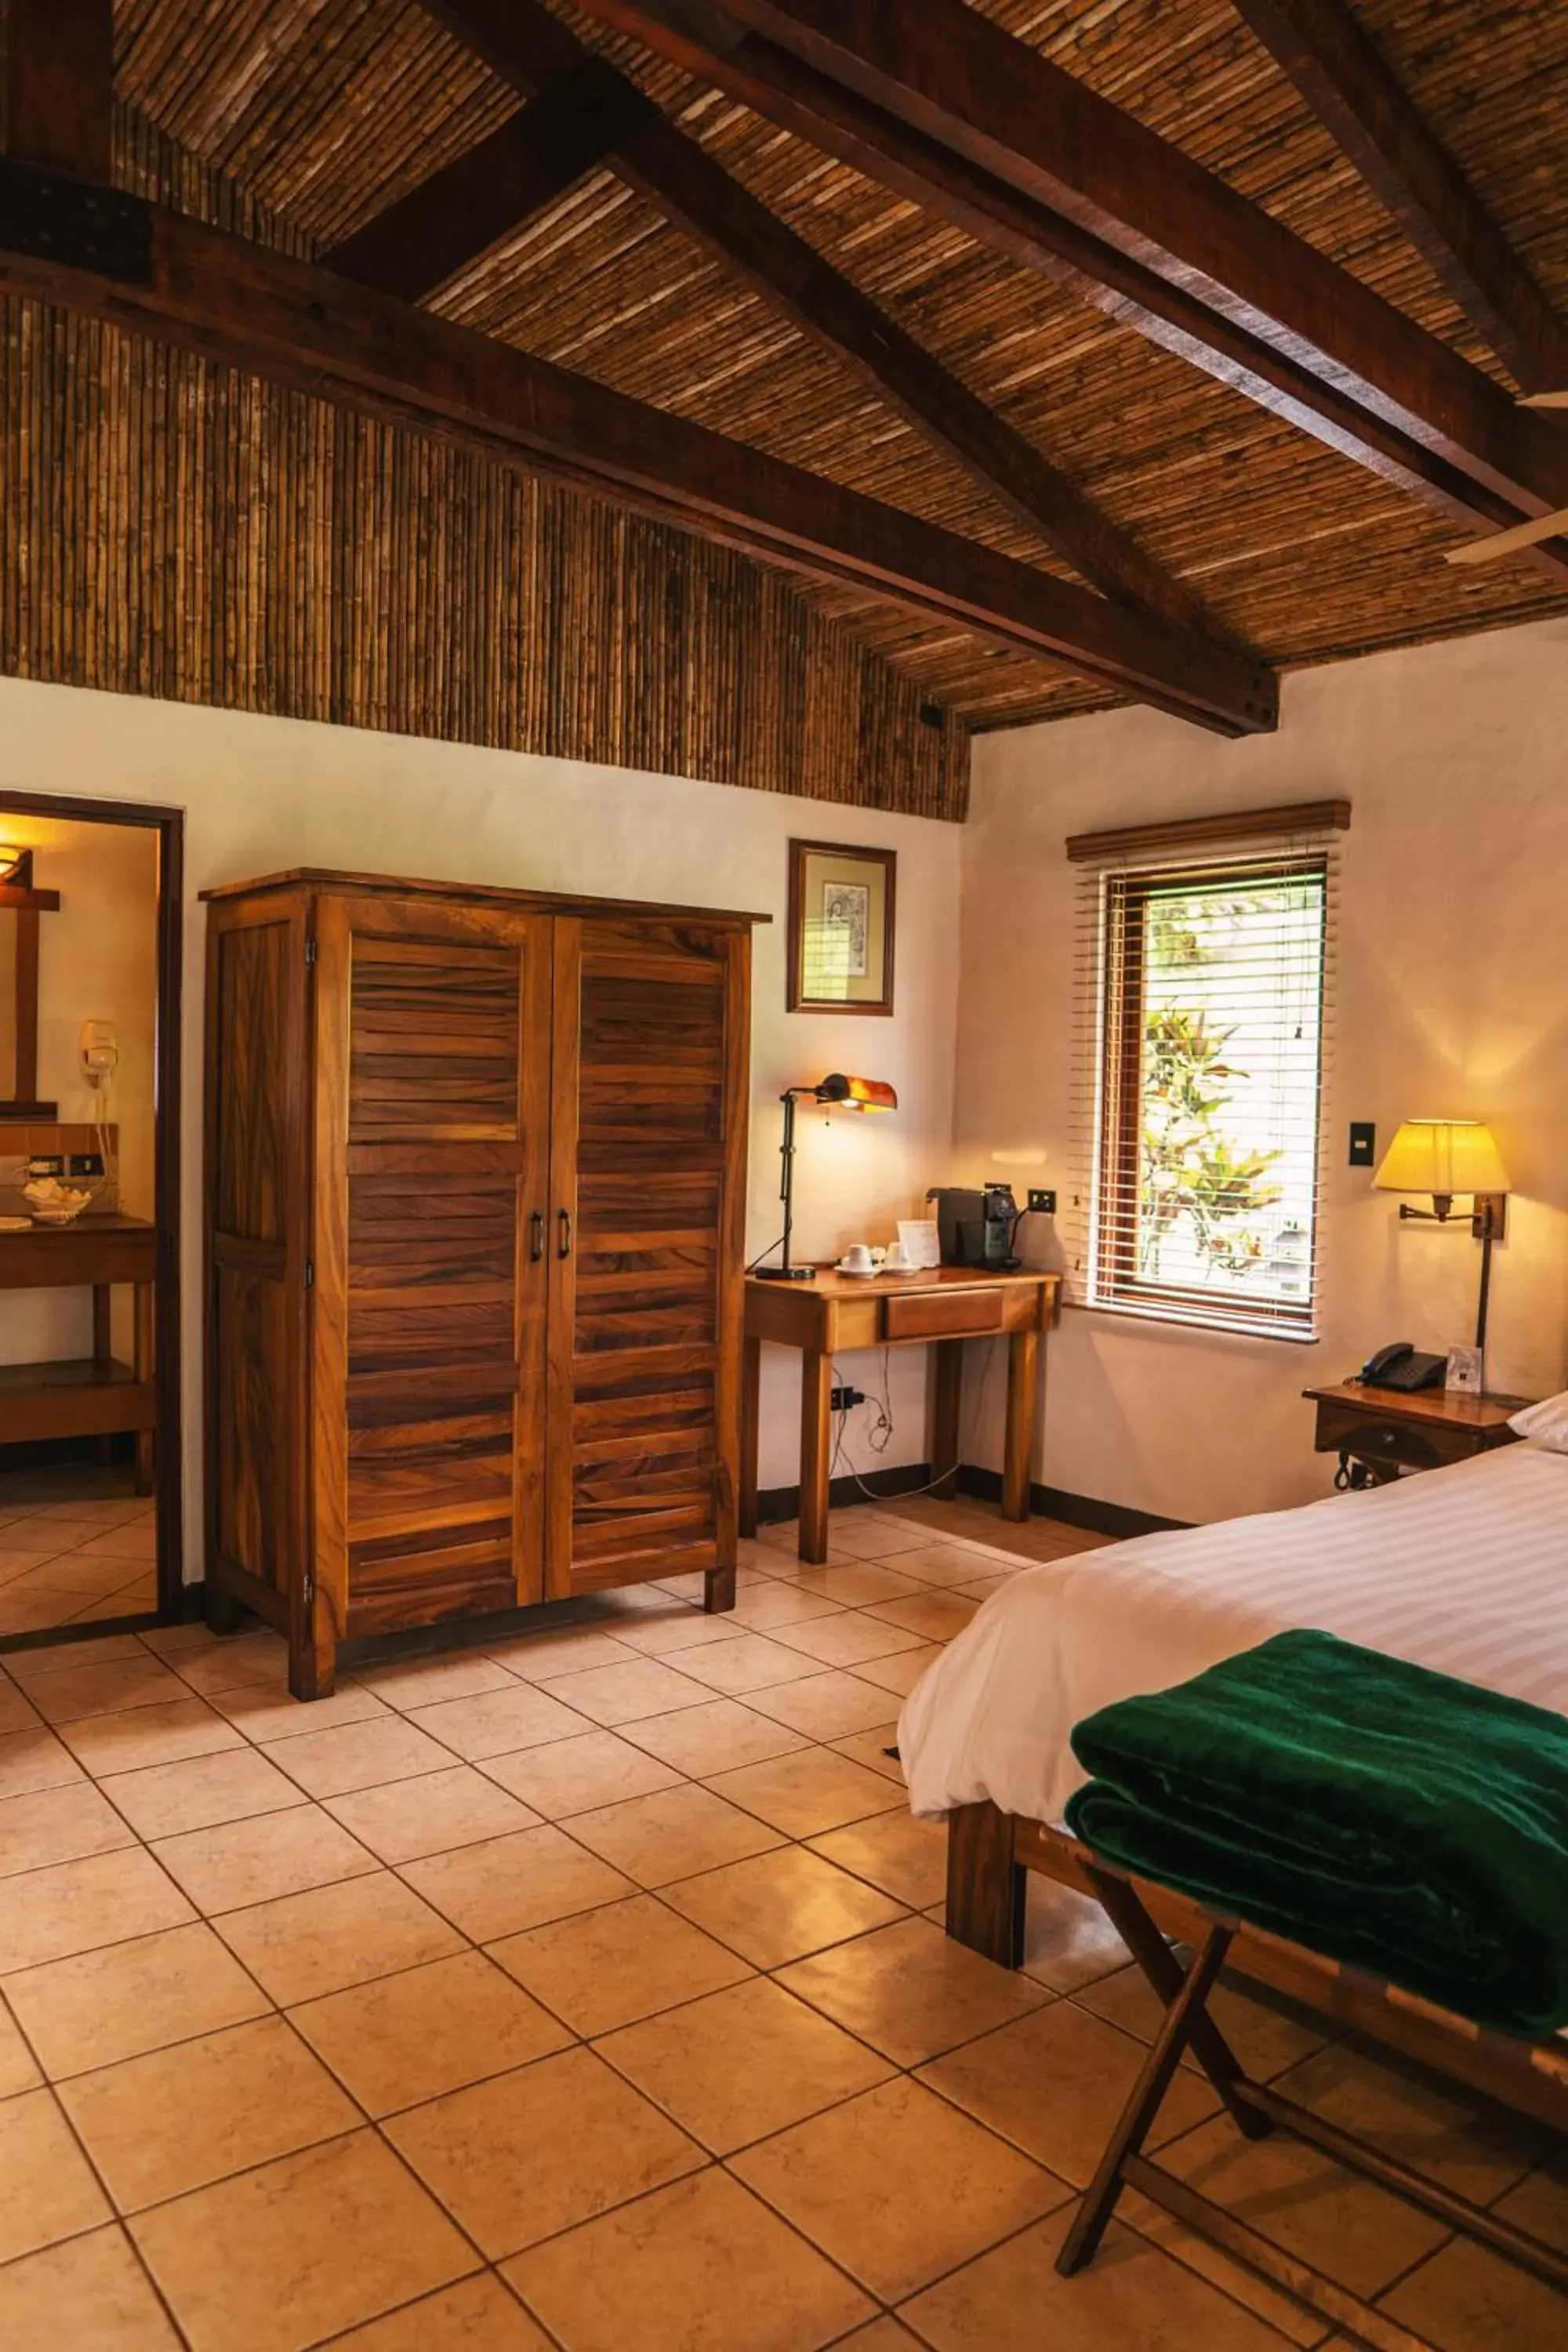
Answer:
834;1258;878;1277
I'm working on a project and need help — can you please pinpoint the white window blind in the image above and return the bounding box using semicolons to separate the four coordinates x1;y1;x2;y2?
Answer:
1065;809;1343;1341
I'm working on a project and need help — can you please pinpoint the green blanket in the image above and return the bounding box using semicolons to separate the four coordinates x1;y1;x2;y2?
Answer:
1063;1630;1568;2035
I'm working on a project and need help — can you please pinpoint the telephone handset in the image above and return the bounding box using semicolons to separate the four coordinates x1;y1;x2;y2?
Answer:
1359;1341;1447;1392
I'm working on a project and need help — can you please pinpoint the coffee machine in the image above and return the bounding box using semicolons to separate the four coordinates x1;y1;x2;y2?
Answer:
927;1185;1019;1269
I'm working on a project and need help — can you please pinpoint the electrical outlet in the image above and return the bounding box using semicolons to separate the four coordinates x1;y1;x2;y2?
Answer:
1027;1188;1057;1214
829;1385;866;1413
67;1153;105;1179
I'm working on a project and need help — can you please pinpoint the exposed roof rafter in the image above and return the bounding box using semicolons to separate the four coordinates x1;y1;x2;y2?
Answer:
1232;0;1568;397
391;0;1234;641
572;0;1568;581
0;160;1279;735
5;0;113;180
325;56;659;302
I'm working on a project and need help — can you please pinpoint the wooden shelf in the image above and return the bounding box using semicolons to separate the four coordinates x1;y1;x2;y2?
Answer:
0;1357;157;1443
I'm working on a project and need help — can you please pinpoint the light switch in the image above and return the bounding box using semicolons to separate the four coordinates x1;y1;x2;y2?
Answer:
1348;1122;1376;1168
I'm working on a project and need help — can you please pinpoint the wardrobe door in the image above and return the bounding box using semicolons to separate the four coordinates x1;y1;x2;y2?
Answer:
547;916;750;1597
310;893;553;1677
205;891;311;1646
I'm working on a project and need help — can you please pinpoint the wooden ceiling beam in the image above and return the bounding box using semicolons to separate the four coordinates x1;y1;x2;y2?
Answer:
325;59;658;302
403;0;1225;636
1232;0;1568;399
571;1;1568;579
5;0;114;180
0;161;1279;735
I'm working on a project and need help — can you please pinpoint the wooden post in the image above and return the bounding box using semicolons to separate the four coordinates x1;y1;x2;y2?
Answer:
931;1337;964;1501
1003;1325;1040;1520
132;1275;154;1495
739;1332;761;1537
945;1798;1026;1968
799;1345;833;1563
5;0;114;181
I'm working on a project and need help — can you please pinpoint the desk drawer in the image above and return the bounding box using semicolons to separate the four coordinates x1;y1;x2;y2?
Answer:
883;1287;1004;1342
1313;1403;1507;1472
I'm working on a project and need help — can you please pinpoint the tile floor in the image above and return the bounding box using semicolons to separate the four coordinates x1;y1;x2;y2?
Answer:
0;1472;157;1637
0;1490;1562;2350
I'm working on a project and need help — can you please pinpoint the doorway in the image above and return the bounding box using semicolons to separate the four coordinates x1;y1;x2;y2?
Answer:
0;791;183;1647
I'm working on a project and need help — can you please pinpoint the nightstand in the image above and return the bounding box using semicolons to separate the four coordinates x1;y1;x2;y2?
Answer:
1304;1381;1531;1490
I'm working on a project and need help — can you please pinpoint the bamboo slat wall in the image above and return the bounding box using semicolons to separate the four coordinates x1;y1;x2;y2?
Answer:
0;114;970;822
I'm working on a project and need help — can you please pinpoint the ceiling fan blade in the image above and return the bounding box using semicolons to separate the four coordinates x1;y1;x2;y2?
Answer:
1446;506;1568;564
1518;390;1568;408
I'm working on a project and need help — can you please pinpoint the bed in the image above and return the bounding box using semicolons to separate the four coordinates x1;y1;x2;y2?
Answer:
901;1440;1568;2129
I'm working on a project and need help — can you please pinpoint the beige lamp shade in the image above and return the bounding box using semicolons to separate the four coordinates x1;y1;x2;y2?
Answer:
1374;1120;1509;1200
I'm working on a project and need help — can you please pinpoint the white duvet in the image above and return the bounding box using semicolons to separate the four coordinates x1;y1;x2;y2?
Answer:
898;1440;1568;1824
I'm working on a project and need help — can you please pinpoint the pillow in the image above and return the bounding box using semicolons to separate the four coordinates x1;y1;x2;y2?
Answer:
1508;1393;1568;1450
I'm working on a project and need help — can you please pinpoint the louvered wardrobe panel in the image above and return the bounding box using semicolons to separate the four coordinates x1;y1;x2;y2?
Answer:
205;873;758;1700
548;919;750;1598
205;900;310;1619
313;896;553;1670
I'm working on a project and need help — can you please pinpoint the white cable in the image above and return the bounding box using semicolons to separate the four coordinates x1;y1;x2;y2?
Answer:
828;1338;1000;1504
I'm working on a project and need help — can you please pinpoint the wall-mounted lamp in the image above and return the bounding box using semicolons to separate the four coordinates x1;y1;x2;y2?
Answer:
755;1072;898;1282
1374;1118;1510;1348
0;845;31;888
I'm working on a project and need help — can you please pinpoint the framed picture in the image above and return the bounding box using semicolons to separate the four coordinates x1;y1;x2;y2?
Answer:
787;839;897;1015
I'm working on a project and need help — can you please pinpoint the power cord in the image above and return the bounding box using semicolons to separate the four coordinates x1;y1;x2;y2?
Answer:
828;1338;999;1504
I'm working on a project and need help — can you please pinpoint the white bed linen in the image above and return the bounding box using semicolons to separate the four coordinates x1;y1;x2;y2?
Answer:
898;1440;1568;1824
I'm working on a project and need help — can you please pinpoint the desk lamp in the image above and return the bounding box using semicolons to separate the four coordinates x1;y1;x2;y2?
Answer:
1374;1119;1510;1348
755;1073;898;1281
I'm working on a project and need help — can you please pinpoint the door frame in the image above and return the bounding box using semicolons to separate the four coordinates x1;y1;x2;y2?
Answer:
0;788;185;1638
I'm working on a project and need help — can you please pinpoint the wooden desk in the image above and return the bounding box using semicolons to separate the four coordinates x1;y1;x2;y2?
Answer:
0;1214;158;1490
743;1266;1061;1563
1304;1378;1527;1490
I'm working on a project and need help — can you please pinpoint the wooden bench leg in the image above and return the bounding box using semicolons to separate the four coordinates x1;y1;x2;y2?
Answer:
945;1799;1026;1969
1084;1866;1272;2143
1057;1923;1234;2276
704;1563;737;1613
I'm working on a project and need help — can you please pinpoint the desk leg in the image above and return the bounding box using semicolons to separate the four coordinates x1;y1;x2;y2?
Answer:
133;1279;155;1497
739;1335;761;1540
931;1340;964;1501
1003;1327;1040;1523
800;1348;833;1564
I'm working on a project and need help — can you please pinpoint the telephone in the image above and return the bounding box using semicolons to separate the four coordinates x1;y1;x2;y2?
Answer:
1359;1341;1447;1392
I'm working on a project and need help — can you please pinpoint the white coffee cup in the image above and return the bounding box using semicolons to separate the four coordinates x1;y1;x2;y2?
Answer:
841;1242;873;1273
883;1241;910;1272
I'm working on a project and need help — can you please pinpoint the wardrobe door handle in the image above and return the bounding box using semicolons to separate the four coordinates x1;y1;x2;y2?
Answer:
529;1210;544;1264
557;1208;573;1260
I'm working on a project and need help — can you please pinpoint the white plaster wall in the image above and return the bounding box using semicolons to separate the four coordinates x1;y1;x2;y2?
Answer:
0;815;158;1368
955;617;1568;1526
0;677;963;1574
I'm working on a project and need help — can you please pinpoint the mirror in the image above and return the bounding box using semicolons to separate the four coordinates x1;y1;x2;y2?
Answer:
0;850;59;1121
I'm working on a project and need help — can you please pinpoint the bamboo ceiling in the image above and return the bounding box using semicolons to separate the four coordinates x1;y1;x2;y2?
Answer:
4;0;1566;764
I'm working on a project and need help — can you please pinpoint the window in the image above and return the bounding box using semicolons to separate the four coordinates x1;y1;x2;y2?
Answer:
1090;854;1327;1338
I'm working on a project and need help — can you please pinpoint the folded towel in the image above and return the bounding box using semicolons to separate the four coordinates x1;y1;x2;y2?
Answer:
1064;1629;1568;2034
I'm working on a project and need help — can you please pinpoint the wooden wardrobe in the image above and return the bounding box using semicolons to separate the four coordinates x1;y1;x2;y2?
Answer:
202;869;760;1698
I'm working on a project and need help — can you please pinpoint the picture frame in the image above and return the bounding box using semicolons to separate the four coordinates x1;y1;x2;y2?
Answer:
1445;1345;1484;1396
787;839;897;1015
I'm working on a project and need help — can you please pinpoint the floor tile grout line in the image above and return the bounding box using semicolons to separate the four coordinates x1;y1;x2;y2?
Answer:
0;1974;201;2352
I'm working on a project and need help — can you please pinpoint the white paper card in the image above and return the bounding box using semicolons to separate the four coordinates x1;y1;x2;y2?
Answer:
898;1218;942;1271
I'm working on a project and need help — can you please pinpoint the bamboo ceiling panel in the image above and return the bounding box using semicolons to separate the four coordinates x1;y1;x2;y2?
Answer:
6;0;1568;742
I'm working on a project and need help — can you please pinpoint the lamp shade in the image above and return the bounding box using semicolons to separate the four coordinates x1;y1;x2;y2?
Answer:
1374;1119;1509;1199
814;1073;897;1112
